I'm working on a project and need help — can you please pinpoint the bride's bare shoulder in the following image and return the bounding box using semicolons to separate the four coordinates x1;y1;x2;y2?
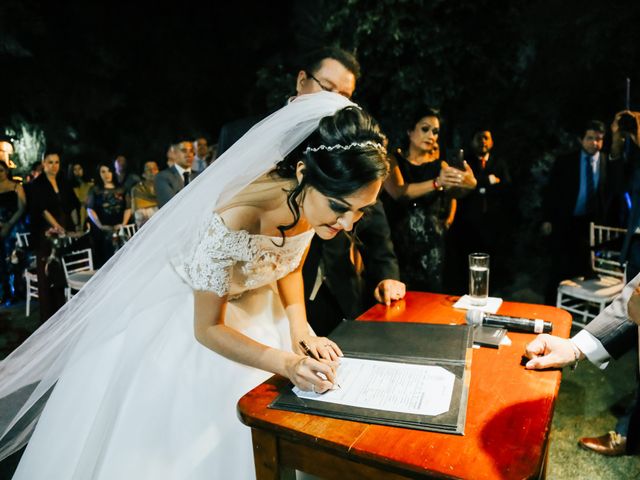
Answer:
217;174;293;234
217;206;261;234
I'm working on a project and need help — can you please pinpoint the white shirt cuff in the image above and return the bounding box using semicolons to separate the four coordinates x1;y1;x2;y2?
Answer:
571;330;610;369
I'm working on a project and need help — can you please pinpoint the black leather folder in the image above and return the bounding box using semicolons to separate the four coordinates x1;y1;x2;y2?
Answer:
269;321;473;435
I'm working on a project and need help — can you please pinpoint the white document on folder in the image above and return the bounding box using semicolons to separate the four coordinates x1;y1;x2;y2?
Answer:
293;357;455;416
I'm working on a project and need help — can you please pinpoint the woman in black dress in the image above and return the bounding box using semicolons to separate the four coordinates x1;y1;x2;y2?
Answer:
87;162;131;267
383;108;477;292
0;160;26;303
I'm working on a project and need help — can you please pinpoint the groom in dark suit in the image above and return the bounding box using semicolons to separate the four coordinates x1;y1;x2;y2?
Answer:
155;141;197;207
217;47;406;335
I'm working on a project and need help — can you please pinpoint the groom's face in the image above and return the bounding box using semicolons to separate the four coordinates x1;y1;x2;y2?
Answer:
296;58;356;99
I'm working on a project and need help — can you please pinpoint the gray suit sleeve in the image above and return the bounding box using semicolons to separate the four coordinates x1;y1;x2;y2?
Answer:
155;171;174;208
584;272;640;358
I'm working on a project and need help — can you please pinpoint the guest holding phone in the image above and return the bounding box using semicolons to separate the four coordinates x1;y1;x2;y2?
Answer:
383;107;476;292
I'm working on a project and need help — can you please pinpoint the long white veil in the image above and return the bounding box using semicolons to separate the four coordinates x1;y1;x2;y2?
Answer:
0;92;354;460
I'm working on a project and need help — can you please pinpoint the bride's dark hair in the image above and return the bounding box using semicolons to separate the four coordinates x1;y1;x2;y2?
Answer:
273;106;389;240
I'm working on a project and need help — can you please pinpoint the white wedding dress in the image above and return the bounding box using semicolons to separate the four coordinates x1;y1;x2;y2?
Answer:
12;212;314;479
0;91;354;480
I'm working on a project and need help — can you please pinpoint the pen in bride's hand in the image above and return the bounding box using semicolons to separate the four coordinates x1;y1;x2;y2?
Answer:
298;340;341;389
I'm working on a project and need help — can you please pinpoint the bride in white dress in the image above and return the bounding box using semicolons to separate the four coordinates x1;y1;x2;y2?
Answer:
0;92;389;479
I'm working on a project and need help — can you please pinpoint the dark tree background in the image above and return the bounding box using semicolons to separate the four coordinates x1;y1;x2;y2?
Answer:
4;0;640;173
262;0;640;174
254;0;640;298
1;0;294;169
3;0;640;298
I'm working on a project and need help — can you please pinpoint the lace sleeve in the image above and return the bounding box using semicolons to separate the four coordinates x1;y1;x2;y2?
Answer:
182;213;254;295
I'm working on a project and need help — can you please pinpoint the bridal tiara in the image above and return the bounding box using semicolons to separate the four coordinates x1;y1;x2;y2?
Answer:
303;140;386;155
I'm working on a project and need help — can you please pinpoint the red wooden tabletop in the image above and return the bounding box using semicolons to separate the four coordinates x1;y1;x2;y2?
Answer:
237;292;572;479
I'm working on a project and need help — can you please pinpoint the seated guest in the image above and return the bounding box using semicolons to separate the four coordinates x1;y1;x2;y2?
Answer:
155;141;196;207
131;161;160;228
87;163;131;267
27;151;80;322
383;107;476;293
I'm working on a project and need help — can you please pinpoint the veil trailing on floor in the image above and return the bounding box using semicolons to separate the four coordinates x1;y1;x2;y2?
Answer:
0;92;354;460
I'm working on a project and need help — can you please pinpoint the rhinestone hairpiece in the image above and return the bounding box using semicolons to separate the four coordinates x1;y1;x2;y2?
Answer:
303;140;386;155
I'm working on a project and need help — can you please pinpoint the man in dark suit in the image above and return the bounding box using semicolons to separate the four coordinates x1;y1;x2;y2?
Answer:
527;114;640;455
304;200;402;335
217;47;405;335
534;112;640;456
525;273;640;455
155;141;197;207
542;120;611;304
450;129;513;293
562;111;640;455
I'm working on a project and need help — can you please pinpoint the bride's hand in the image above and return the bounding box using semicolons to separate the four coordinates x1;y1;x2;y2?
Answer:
297;335;343;362
285;354;337;393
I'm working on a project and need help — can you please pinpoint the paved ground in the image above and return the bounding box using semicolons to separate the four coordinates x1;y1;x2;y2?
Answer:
1;300;639;478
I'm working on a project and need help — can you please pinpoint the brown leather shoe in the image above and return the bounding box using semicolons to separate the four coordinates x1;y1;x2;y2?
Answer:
578;431;627;456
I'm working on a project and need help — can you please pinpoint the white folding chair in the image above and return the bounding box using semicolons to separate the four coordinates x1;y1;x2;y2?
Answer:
118;224;138;242
15;232;30;249
61;248;96;300
556;223;627;327
25;270;39;317
15;232;39;316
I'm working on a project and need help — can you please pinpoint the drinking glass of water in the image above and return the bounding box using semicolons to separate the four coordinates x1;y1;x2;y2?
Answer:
468;253;490;306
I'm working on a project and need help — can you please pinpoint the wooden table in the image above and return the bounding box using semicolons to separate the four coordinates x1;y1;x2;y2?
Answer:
237;292;572;479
